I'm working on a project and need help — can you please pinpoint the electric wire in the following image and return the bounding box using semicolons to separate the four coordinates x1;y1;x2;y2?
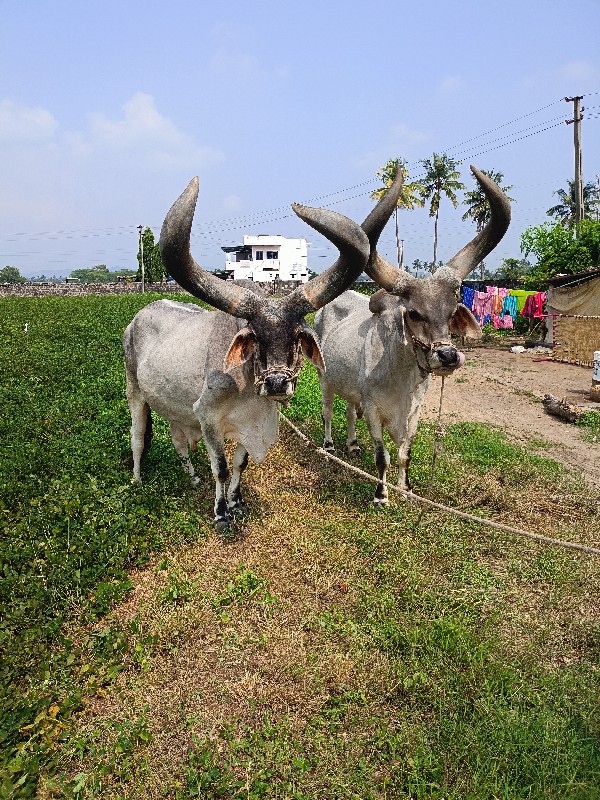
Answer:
2;97;597;266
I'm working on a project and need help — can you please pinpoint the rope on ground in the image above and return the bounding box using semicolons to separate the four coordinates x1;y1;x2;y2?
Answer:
279;412;600;558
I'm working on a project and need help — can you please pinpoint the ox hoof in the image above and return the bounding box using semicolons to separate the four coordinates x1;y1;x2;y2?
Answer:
214;517;236;537
372;497;389;509
347;445;361;459
323;442;336;455
190;476;201;487
229;500;249;518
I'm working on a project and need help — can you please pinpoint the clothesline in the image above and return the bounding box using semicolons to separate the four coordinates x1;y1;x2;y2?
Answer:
461;285;546;329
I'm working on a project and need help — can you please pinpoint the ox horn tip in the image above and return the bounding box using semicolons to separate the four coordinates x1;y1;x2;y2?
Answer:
180;176;199;201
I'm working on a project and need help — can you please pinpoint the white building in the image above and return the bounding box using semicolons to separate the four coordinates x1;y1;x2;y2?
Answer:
222;235;309;283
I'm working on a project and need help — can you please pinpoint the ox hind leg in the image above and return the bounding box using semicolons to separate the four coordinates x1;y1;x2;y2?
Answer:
364;409;390;507
125;374;152;482
320;381;336;453
170;423;201;486
345;402;362;458
227;443;250;516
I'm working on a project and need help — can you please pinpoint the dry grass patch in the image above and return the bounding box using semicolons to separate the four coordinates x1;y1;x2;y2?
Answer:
46;424;600;799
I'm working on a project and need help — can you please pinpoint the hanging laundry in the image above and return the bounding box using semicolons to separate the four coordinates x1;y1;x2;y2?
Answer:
521;291;546;318
501;294;518;319
472;290;494;323
461;286;475;309
492;313;514;329
509;289;537;313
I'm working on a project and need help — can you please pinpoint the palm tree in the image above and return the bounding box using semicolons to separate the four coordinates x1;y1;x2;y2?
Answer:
546;180;600;227
462;169;515;278
462;169;514;231
419;153;465;264
370;158;424;268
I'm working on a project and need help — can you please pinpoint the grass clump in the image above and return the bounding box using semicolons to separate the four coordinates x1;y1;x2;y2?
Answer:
577;410;600;443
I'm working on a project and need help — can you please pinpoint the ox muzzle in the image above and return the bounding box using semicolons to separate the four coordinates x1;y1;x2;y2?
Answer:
411;336;466;376
254;365;300;403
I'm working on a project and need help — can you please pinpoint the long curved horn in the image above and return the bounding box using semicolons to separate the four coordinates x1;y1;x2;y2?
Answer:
444;165;511;280
278;205;370;318
159;177;262;319
361;167;411;293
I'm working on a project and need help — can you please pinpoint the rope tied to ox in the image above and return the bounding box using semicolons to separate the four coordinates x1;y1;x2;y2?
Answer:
278;409;600;558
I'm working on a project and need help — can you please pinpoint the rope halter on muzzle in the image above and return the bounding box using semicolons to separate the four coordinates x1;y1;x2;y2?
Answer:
252;345;304;403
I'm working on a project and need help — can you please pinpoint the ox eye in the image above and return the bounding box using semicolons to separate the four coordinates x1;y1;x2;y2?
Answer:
408;310;424;323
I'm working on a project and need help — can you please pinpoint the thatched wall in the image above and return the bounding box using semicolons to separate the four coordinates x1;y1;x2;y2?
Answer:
552;315;600;368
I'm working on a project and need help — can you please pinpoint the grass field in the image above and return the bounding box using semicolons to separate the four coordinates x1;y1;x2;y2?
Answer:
1;294;599;799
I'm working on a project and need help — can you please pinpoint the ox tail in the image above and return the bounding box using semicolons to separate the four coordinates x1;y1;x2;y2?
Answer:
142;407;153;460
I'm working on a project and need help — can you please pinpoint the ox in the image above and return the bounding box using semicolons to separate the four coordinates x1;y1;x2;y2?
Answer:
123;173;402;527
313;166;511;505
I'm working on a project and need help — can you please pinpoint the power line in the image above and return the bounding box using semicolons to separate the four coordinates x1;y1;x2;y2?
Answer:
1;98;597;257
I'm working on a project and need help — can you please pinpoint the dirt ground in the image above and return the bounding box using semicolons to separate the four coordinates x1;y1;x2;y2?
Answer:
420;346;600;490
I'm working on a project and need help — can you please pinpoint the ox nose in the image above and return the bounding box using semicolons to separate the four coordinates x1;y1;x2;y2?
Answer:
263;372;292;397
436;346;460;367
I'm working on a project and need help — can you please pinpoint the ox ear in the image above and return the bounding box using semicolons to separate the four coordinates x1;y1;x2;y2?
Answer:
450;303;482;340
369;288;396;315
224;326;257;371
298;325;325;371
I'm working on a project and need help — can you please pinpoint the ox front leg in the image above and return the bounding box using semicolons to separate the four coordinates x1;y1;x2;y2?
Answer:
202;423;232;528
227;443;249;516
364;410;390;507
395;412;420;492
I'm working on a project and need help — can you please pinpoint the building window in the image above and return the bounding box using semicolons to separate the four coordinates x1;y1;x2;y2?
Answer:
266;251;278;260
255;251;264;260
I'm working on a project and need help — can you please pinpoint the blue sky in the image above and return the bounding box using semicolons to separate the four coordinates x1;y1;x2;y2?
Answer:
1;0;599;278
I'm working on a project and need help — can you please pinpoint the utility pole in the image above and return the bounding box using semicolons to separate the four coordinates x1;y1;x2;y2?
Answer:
565;96;584;224
137;225;145;293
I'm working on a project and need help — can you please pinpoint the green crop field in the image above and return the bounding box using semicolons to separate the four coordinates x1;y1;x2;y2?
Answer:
1;294;599;799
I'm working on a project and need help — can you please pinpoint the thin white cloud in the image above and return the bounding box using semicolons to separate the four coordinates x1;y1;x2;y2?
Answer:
355;122;430;171
86;92;224;169
0;93;226;236
221;194;242;212
437;75;463;94
560;60;598;83
0;99;59;143
209;48;263;80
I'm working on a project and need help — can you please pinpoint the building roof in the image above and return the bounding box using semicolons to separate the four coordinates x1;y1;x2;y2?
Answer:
547;268;600;288
221;245;251;254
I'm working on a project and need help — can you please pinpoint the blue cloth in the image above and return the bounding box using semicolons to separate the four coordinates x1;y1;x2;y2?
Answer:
462;286;475;309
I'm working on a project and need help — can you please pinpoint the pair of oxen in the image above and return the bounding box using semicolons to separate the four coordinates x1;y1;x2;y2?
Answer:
124;168;511;527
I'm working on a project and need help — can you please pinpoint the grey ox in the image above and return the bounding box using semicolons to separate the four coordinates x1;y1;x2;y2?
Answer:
123;174;402;527
313;166;511;505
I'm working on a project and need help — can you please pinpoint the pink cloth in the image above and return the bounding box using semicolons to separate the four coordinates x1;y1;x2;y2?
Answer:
492;314;514;329
472;291;494;320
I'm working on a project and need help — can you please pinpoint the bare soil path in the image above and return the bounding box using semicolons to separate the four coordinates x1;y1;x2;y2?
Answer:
420;346;600;490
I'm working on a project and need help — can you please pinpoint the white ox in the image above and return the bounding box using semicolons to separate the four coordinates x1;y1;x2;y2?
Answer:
313;166;511;505
123;174;402;527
